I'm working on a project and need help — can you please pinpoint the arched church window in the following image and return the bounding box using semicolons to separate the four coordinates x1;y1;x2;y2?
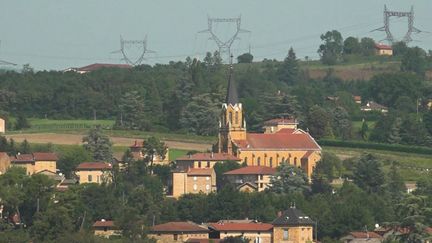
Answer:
229;112;233;124
269;157;273;167
257;157;261;166
281;157;285;163
294;157;297;166
244;157;248;164
235;112;239;124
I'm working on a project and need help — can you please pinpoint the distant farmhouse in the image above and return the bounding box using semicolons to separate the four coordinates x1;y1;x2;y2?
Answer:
375;43;393;56
64;63;132;74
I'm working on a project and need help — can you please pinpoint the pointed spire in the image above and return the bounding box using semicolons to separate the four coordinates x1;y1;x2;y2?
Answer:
226;56;239;106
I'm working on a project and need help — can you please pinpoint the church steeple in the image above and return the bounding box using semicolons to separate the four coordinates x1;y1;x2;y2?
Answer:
225;66;239;106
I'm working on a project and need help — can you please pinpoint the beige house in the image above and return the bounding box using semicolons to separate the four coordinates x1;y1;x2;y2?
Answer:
10;152;58;175
272;207;315;243
175;153;240;171
0;152;10;175
93;220;120;238
171;168;216;198
224;166;276;192
149;221;209;243
75;162;112;184
208;222;273;243
129;140;170;165
375;44;393;56
0;118;5;133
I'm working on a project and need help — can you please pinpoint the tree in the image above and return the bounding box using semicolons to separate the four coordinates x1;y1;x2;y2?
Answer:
221;236;251;243
343;37;360;55
306;105;333;139
268;163;310;194
278;47;299;85
180;93;220;135
352;154;385;193
19;139;31;154
392;41;408;56
213;160;243;190
237;53;253;63
143;136;167;169
115;91;150;131
30;205;74;242
332;106;352;140
58;146;92;177
401;47;427;76
360;119;369;141
387;117;402;144
386;162;406;201
318;30;343;65
15;114;30;130
82;126;113;162
359;37;375;56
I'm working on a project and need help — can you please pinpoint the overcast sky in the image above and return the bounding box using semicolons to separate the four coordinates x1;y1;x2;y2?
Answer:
0;0;431;70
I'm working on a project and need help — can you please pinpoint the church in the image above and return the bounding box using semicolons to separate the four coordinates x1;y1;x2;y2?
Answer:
215;67;321;177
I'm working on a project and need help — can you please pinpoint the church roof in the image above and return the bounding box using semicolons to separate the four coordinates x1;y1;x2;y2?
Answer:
225;67;239;106
233;130;321;151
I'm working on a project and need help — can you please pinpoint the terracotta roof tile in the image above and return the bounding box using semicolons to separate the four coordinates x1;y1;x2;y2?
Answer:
176;153;240;162
93;220;115;228
350;232;382;239
272;208;315;226
224;166;276;175
76;162;112;170
77;63;132;72
187;168;214;176
375;44;392;50
151;222;209;233
234;132;321;151
15;154;34;162
208;222;273;232
33;152;58;161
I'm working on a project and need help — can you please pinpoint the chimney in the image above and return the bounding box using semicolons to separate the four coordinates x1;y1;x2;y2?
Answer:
211;152;214;158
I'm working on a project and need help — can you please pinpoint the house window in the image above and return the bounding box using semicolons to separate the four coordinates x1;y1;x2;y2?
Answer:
88;175;92;182
244;157;248;164
283;228;289;240
260;183;263;188
198;161;202;168
269;157;273;167
259;175;263;180
207;161;210;168
257;157;261;166
104;227;107;232
294;157;298;166
174;234;178;240
193;184;198;191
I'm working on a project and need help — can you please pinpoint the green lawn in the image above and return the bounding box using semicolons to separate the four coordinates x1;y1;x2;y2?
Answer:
169;149;189;161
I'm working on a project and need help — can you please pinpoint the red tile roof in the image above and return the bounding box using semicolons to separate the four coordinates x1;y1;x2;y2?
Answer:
349;232;382;239
77;63;132;72
276;128;296;134
375;44;392;50
151;222;209;233
234;132;321;151
187;168;214;176
93;220;115;228
33;152;58;161
208;222;273;232
130;140;144;148
224;166;276;175
176;153;240;162
263;118;297;126
76;162;112;170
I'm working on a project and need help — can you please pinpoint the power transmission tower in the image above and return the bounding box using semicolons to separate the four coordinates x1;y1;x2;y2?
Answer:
373;5;422;44
199;16;250;62
112;35;155;66
0;41;16;66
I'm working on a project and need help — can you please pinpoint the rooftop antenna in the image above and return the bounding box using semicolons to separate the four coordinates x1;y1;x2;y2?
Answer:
199;15;250;63
0;41;17;66
372;5;423;44
112;35;155;66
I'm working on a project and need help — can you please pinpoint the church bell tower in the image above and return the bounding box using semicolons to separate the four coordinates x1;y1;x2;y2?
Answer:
218;65;246;155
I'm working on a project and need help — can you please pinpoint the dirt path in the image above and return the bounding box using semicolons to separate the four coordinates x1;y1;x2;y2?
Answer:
6;133;212;151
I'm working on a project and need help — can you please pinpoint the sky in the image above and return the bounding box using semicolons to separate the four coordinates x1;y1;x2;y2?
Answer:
0;0;431;70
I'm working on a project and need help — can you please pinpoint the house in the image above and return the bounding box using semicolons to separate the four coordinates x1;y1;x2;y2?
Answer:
171;168;216;198
208;221;273;243
0;152;10;175
75;162;112;184
0;118;5;133
93;219;120;238
36;170;65;186
129;140;170;165
56;178;78;191
224;166;276;192
340;231;383;243
405;182;417;194
272;207;315;243
175;153;240;171
361;101;388;113
10;152;58;175
64;63;132;74
149;221;209;243
215;67;321;178
375;43;393;56
353;96;362;105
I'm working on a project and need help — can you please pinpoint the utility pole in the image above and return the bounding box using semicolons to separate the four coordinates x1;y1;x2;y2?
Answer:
112;35;155;66
372;5;423;43
199;16;250;62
